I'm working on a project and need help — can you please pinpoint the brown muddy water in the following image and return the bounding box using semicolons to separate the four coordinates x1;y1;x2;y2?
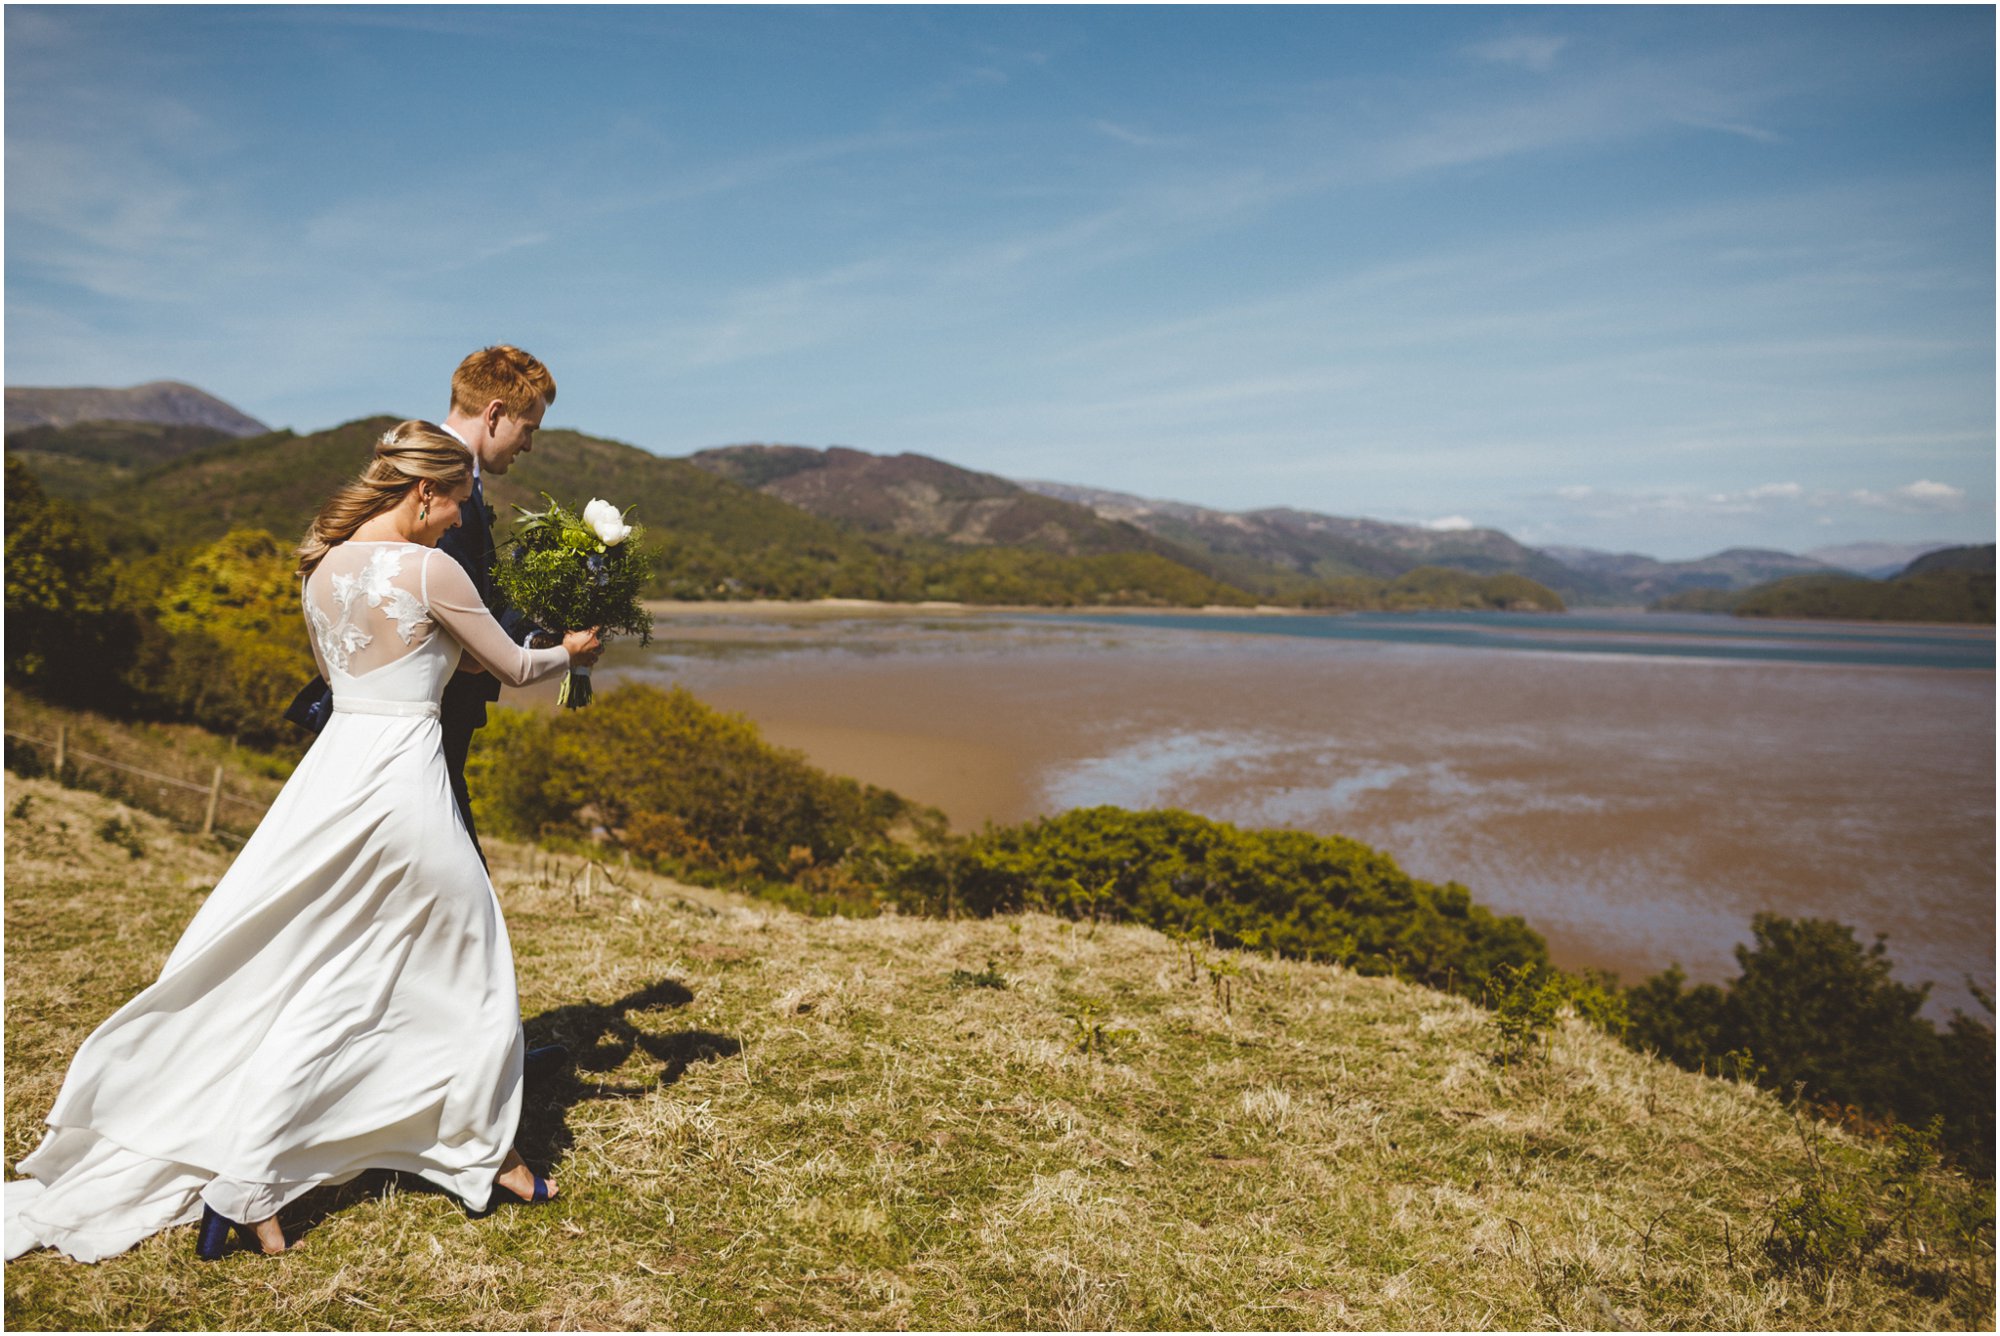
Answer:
578;606;1994;1018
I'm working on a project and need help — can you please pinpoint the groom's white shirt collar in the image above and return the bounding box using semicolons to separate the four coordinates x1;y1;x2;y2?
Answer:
440;422;478;481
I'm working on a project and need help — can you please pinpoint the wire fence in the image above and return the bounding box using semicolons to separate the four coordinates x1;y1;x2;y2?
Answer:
4;726;272;845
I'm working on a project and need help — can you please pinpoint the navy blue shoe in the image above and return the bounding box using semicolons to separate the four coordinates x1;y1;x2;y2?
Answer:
196;1205;281;1260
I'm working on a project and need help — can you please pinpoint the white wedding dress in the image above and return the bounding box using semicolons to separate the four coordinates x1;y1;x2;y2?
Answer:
5;541;569;1262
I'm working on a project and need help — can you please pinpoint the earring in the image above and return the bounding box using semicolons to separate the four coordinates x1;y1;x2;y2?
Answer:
420;501;430;521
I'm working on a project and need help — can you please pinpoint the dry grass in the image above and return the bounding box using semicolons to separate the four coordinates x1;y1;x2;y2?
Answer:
6;771;1993;1330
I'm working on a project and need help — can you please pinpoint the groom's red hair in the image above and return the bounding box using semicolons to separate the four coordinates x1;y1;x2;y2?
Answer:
450;345;557;419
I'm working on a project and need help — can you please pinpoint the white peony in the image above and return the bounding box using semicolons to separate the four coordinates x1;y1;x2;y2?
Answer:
581;498;632;546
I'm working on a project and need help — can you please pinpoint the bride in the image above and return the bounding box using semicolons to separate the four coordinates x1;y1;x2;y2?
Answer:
5;421;601;1262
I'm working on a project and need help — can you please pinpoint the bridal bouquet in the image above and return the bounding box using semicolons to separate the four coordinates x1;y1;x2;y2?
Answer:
490;496;655;708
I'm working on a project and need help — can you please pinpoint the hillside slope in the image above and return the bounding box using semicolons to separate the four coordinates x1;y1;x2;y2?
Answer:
691;445;1183;559
3;420;237;501
36;420;1253;607
5;775;1988;1329
4;382;267;436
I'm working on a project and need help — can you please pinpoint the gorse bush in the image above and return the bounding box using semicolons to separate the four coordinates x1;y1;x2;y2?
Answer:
889;805;1548;995
145;528;317;748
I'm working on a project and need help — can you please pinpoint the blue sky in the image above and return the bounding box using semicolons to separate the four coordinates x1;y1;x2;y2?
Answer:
6;4;1993;559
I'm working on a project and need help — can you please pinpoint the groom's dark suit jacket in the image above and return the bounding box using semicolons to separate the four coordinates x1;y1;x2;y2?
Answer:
285;476;536;853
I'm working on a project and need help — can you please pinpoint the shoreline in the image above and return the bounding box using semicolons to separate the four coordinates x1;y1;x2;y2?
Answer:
640;597;1992;634
642;597;1317;618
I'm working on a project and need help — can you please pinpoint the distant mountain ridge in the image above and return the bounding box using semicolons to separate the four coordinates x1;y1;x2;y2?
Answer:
1021;479;1616;600
5;381;267;437
1536;545;1837;600
687;445;1190;562
1805;540;1960;579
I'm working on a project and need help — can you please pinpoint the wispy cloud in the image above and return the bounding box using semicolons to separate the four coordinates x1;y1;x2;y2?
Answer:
1466;34;1569;74
1853;480;1967;512
1425;515;1477;531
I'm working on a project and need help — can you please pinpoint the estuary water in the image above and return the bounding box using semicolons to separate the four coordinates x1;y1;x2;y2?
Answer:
602;606;1994;1018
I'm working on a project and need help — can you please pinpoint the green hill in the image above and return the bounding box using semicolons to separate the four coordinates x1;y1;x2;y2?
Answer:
1651;546;1996;624
2;420;237;502
1652;565;1994;624
1900;544;1996;578
5;771;1989;1329
17;418;1251;608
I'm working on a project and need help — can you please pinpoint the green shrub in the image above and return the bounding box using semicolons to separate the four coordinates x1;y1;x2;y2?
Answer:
1488;961;1564;1063
468;682;936;890
893;806;1546;994
1624;916;1994;1175
3;458;134;702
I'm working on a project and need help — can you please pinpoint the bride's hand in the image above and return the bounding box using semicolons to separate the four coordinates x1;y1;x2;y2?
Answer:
563;627;603;667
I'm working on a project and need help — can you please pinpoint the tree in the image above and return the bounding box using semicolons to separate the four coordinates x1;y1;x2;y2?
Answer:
3;457;132;703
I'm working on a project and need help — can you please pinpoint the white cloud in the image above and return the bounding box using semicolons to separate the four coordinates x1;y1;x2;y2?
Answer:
1745;482;1804;500
1852;480;1967;513
1425;515;1476;531
1467;35;1569;74
1555;484;1595;500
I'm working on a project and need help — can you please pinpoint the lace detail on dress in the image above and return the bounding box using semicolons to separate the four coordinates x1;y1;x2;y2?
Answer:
310;546;432;675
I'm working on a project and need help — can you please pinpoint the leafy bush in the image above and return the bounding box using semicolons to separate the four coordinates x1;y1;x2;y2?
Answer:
467;683;939;890
892;806;1547;994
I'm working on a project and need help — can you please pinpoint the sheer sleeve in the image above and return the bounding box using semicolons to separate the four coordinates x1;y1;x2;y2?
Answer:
301;579;332;683
423;549;570;687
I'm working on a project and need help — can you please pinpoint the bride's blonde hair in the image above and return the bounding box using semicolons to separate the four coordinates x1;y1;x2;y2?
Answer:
296;420;475;577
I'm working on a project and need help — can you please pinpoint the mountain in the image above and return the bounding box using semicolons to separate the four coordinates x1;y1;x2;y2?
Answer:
688;445;1189;561
1538;545;1835;601
1806;540;1960;579
1021;479;1608;599
5;381;267;436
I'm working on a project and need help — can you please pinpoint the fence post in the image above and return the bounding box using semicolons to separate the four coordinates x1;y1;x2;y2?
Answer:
202;765;224;837
53;725;67;783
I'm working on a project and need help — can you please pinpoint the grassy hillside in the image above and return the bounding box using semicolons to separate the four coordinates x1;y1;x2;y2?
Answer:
28;419;1251;607
3;420;236;501
6;773;1990;1329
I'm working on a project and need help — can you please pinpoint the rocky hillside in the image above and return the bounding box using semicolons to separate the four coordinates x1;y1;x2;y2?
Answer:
689;445;1188;560
4;381;267;436
5;770;1989;1328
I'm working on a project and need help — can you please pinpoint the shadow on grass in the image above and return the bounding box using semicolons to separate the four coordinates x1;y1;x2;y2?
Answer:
264;975;739;1250
515;974;743;1172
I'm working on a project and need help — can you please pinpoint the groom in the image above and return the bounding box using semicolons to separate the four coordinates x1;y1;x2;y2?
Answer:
433;345;571;852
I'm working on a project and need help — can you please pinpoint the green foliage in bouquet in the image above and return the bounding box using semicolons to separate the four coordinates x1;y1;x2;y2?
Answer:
491;495;655;706
491;496;655;641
